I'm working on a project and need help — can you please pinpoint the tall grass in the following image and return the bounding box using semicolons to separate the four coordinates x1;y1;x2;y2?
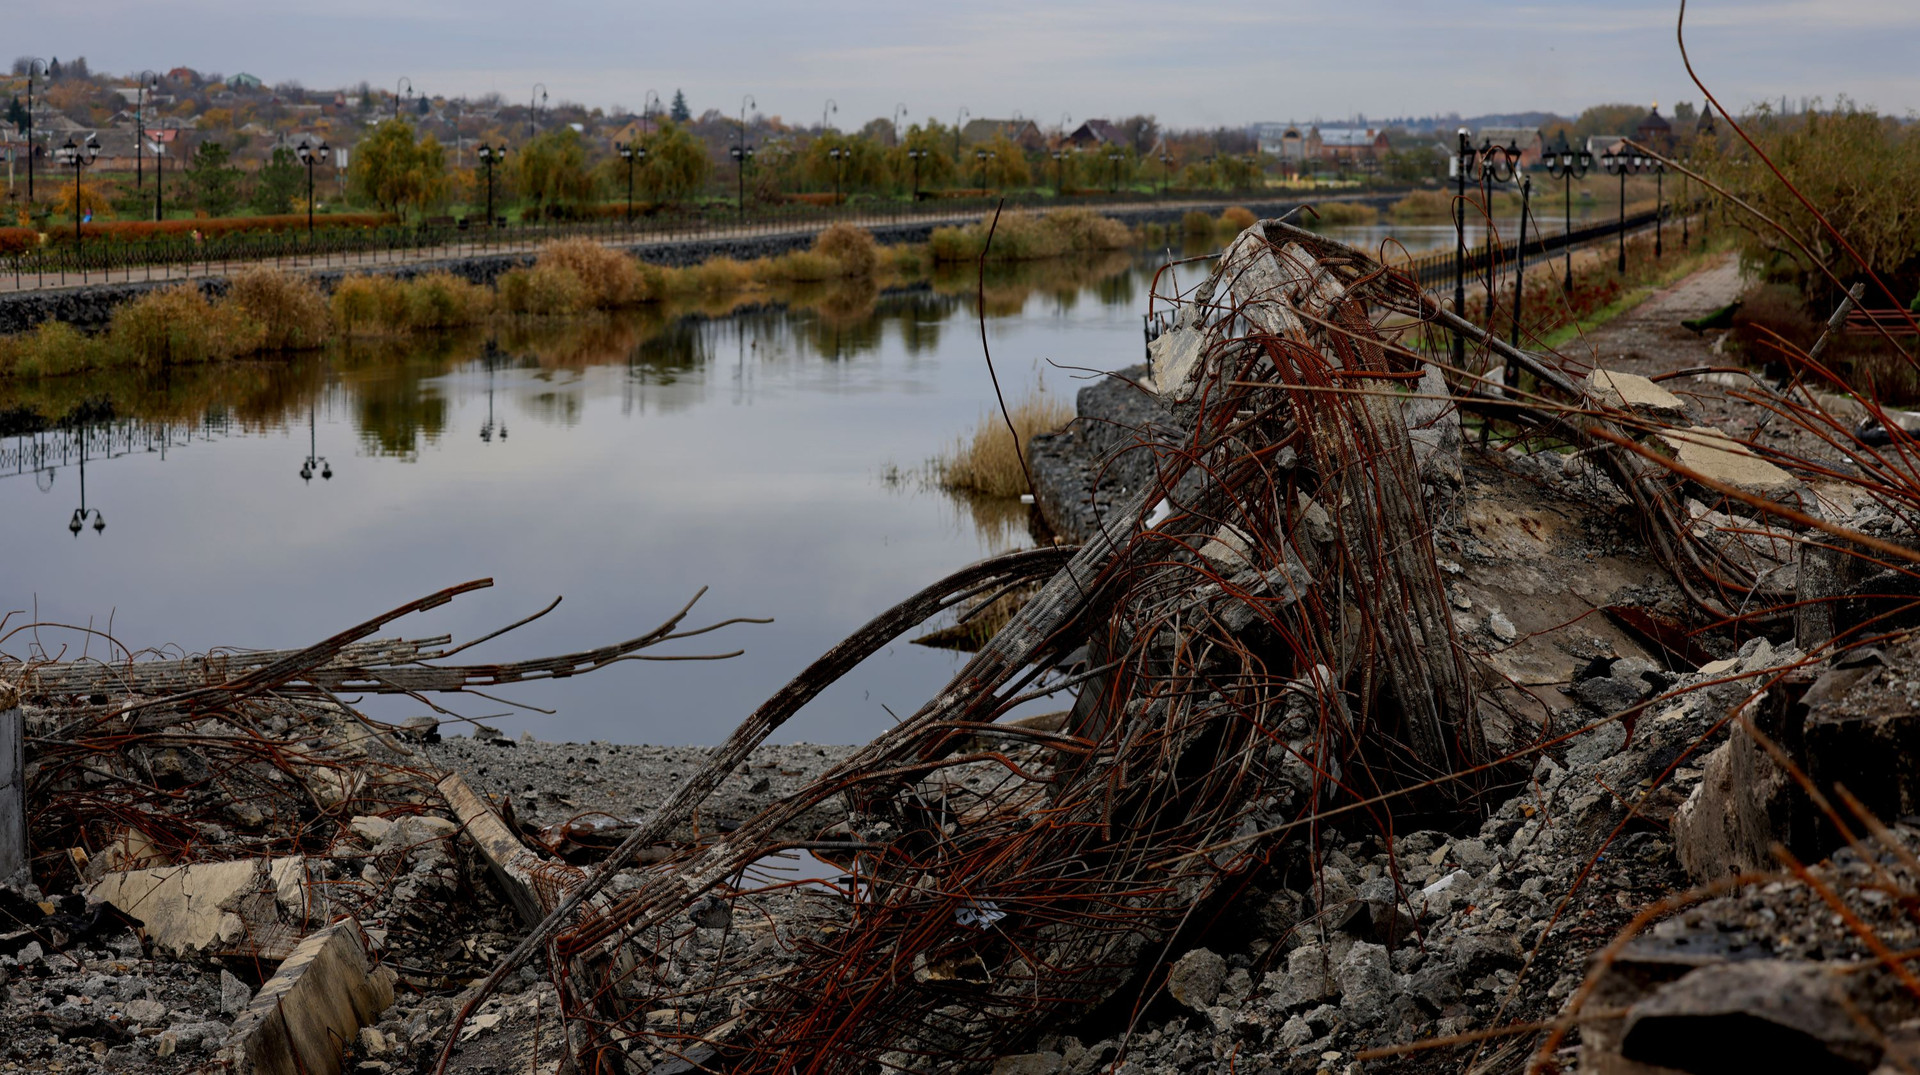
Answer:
532;238;651;307
331;275;414;334
108;285;264;368
1308;202;1380;227
935;384;1075;498
1218;206;1257;233
226;269;331;351
813;222;880;277
930;209;1131;263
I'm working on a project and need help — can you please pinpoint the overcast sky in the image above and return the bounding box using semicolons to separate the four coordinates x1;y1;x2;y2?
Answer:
17;0;1919;129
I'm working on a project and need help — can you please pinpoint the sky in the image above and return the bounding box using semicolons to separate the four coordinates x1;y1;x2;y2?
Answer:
16;0;1920;130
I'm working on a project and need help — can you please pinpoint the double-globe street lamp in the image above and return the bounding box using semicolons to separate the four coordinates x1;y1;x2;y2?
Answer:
1051;148;1070;196
1450;129;1518;369
57;135;101;245
827;145;848;205
733;95;756;219
1107;150;1124;194
133;70;157;192
618;140;649;224
1543;134;1594;291
1599;146;1654;274
906;147;928;201
296;140;330;237
973;148;995;188
476;143;507;229
22;58;46;203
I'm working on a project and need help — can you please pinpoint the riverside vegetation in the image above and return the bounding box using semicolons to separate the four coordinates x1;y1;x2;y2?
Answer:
0;210;1141;381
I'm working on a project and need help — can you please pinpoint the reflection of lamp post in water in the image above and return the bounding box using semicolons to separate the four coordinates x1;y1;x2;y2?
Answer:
480;352;509;443
299;401;332;483
67;427;105;536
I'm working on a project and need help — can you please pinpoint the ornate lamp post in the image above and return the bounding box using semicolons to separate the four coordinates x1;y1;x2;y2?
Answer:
1051;148;1068;196
296;140;330;237
821;98;837;133
68;427;104;537
529;83;547;140
1651;155;1666;259
299;400;332;483
954;107;969;162
733;95;756;219
56;135;100;244
133;70;157;191
892;103;908;145
1544;133;1593;290
394;77;412;121
1107;150;1124;194
1451;129;1516;368
476;143;506;227
151;137;166;222
974;148;995;188
618;140;647;224
906;146;927;201
828;144;847;205
1158;152;1172;197
22;58;45;203
1600;145;1643;274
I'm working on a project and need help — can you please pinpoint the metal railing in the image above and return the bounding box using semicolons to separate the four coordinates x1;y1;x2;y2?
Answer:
0;189;1333;292
1398;207;1665;291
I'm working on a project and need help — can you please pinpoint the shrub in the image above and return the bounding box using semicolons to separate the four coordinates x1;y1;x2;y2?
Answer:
1218;206;1258;233
331;274;413;334
813;222;880;278
756;250;841;283
930;209;1132;263
532;238;646;308
0;227;39;255
506;263;593;316
1182;210;1216;236
1731;283;1821;360
1308;201;1379;227
225;268;331;351
936;385;1075;499
887;244;929;276
46;213;397;245
1390;189;1458;220
405;272;493;329
108;284;263;367
683;257;753;294
0;321;110;379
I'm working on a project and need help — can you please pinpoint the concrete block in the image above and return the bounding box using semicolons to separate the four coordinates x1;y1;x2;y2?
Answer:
1;683;22;881
1586;369;1687;417
89;858;280;955
1655;426;1797;496
221;917;395;1075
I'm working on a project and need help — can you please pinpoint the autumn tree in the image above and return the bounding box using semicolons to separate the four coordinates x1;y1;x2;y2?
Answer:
669;89;690;123
350;119;448;217
514;127;595;218
803;132;887;198
887;122;956;194
635;121;710;204
967;133;1031;189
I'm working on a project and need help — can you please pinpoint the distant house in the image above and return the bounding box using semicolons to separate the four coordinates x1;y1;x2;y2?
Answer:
228;72;264;90
961;118;1045;151
1067;119;1126;149
1311;126;1390;164
1251;122;1308;162
166;67;199;84
1472;126;1545;168
1586;134;1630;160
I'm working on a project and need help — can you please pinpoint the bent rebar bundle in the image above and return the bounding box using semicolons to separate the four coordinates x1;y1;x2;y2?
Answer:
530;223;1533;1074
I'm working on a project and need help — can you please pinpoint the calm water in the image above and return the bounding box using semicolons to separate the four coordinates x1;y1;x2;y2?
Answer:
0;226;1459;745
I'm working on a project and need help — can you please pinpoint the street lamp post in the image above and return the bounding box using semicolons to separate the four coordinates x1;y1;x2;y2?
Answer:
974;148;993;189
735;94;756;220
477;143;505;228
1544;133;1593;291
892;103;908;145
618;141;647;225
296;140;330;237
57;135;100;245
906;147;926;201
1158;153;1172;197
68;427;104;537
22;58;45;203
954;107;969;162
1051;149;1067;196
394;77;411;121
133;70;156;191
828;145;846;206
1652;156;1666;259
1600;146;1642;274
1512;171;1531;352
1107;150;1123;194
299;401;332;483
152;139;166;222
529;83;547;140
821;98;837;133
1451;130;1516;369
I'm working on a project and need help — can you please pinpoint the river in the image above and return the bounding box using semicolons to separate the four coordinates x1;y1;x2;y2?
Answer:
0;224;1495;744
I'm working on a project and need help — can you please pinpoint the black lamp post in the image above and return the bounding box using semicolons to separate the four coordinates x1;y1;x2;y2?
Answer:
57;135;100;244
618;140;647;224
906;147;927;201
151;137;166;222
954;107;969;162
296;140;330;237
394;77;411;121
1451;128;1516;368
68;427;104;537
1107;150;1123;194
529;83;547;140
1051;148;1067;196
974;148;993;188
299;400;332;483
828;144;846;205
1544;133;1593;291
735;94;756;219
1651;156;1666;259
1158;152;1172;197
1512;168;1532;353
133;70;157;192
1600;146;1643;274
477;143;505;227
22;58;45;203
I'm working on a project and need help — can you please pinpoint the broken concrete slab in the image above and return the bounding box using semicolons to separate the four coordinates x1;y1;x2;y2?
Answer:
220;917;395;1075
88;858;271;955
1655;426;1798;496
1586;369;1687;418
